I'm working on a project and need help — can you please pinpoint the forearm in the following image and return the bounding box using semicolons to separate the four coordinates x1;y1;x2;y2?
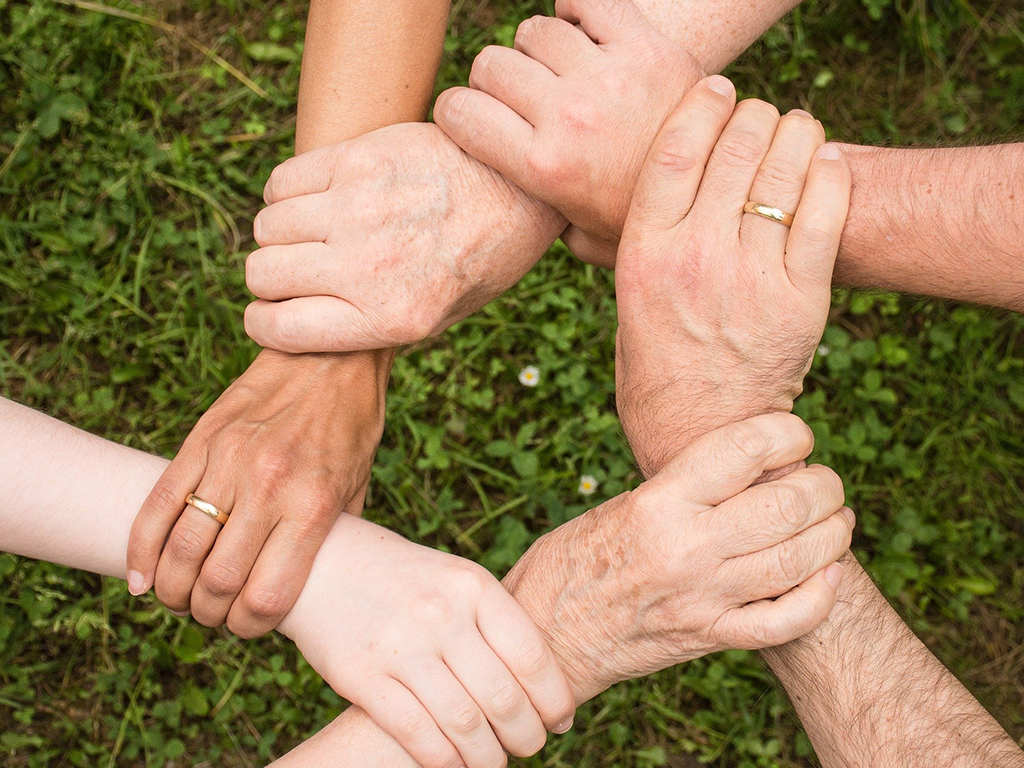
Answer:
631;0;801;73
296;0;449;154
835;143;1024;311
762;554;1024;767
275;0;453;419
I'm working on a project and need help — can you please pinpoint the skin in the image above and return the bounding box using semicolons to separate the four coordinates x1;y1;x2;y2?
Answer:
432;0;1024;310
125;0;450;639
238;1;804;354
610;72;1023;767
0;397;847;766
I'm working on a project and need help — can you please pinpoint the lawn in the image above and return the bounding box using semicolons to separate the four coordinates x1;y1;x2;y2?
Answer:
1;0;1023;766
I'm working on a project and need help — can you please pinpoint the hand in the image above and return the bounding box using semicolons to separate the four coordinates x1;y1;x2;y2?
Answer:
614;77;851;476
433;0;703;267
126;349;388;637
242;122;567;353
279;515;576;768
503;413;852;702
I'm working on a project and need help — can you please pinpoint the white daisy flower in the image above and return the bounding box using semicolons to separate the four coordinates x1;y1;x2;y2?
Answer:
518;365;540;387
578;475;598;496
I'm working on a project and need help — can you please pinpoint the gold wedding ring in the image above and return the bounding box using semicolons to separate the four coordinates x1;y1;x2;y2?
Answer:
744;201;795;227
185;493;230;526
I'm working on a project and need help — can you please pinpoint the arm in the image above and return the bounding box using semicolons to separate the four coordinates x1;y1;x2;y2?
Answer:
238;0;805;353
1;398;852;766
125;0;450;637
833;143;1024;311
612;77;1023;766
434;0;1024;311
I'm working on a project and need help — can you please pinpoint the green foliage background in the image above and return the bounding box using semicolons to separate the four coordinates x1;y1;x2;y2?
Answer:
1;0;1022;765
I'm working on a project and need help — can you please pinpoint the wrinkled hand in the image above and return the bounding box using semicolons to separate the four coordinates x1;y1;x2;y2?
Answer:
503;413;852;703
127;349;388;637
279;514;575;768
614;77;851;476
243;122;566;353
434;0;703;266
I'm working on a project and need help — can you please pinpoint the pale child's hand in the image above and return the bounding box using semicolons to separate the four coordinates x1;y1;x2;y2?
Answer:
278;515;575;768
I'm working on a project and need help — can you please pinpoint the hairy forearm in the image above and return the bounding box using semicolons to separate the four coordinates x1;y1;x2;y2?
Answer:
631;0;800;73
762;553;1024;767
835;143;1024;311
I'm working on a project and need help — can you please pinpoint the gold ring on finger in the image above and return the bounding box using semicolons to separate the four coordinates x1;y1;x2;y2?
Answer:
743;201;795;228
185;493;230;526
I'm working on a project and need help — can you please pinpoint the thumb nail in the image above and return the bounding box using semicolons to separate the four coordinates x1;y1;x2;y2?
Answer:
127;570;148;596
553;717;574;734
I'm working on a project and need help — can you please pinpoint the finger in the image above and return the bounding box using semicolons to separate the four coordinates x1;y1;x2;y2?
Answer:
434;86;535;187
244;296;380;354
623;75;736;235
477;592;576;734
252;192;333;247
714;464;845;557
245;243;344;301
729;507;855;601
402;659;506;768
785;143;851;294
514;15;599;75
126;443;207;596
560;226;618;268
651;413;816;507
717;561;844;650
468;44;556;123
740;109;826;257
690;98;780;235
261;143;358;205
153;474;233;614
189;493;277;627
226;516;330;638
555;0;647;44
357;677;463;768
444;637;547;758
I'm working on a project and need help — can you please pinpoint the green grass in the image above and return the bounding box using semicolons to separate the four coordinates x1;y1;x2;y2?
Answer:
1;0;1023;765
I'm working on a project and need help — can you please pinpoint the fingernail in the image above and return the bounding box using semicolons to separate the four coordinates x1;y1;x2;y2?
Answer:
824;562;843;589
841;507;856;528
553;717;574;734
170;609;189;618
788;108;813;118
817;143;842;160
127;570;147;596
706;75;734;97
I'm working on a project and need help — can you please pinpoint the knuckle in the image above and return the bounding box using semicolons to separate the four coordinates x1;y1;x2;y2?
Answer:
650;133;700;173
559;97;599;134
769;483;809;530
148;482;185;514
515;15;544;46
757;158;800;188
792;210;838;248
167;524;210;564
716;130;767;165
252;449;294;485
469;46;499;84
488;680;525;721
773;539;805;584
448;701;484;735
524;147;566;185
514;637;551;680
725;421;767;462
242;584;291;623
200;559;248;599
